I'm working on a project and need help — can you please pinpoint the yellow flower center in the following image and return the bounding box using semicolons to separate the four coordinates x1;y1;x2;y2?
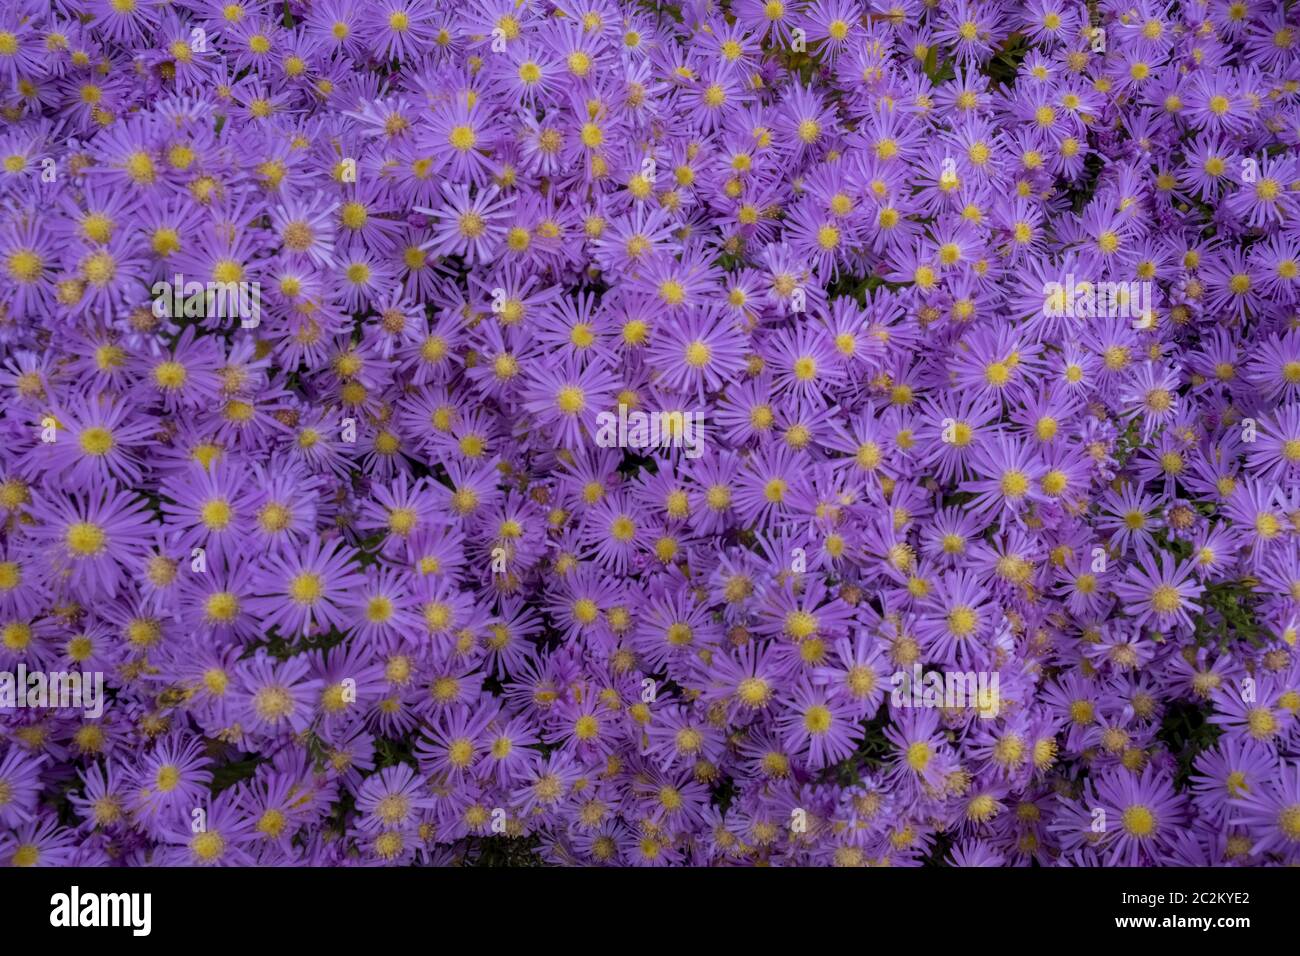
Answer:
947;606;977;637
78;426;114;456
289;572;323;604
1117;804;1158;842
556;386;585;414
66;522;106;557
1000;470;1029;498
803;704;832;734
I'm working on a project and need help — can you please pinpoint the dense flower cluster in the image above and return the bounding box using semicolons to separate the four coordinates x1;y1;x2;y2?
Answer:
1;0;1300;868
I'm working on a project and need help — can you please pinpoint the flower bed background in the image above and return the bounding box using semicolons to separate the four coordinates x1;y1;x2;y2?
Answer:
1;0;1299;866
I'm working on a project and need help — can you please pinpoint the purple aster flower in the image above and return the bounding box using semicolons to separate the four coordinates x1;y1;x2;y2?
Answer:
249;536;364;637
26;483;155;599
1113;551;1205;633
157;789;257;866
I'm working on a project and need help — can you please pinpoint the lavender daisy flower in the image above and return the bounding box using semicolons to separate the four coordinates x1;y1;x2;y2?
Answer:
1231;759;1300;859
127;732;214;834
0;747;45;827
1113;551;1205;633
27;483;155;599
249;537;364;637
3;814;80;867
231;649;324;738
157;790;257;866
776;679;864;770
1090;764;1189;866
